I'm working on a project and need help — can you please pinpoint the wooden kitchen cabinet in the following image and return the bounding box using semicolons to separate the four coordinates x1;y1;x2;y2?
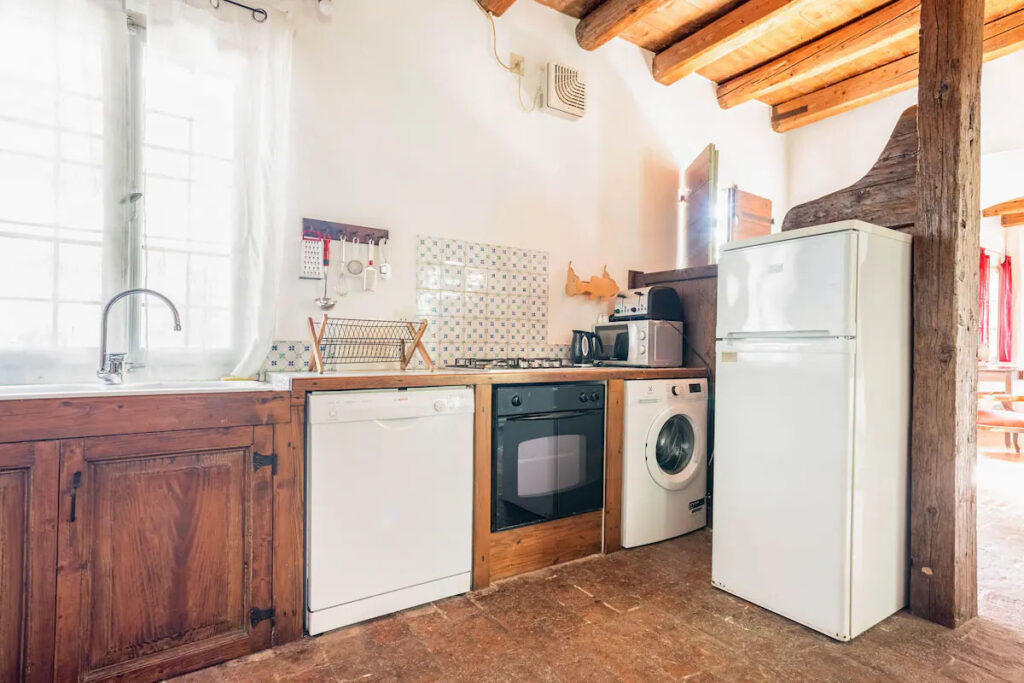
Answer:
0;442;58;683
52;426;275;682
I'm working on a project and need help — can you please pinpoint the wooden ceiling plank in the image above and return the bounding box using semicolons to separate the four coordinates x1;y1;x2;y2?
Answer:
652;0;808;85
771;7;1024;132
1002;213;1024;227
479;0;518;16
577;0;676;50
717;0;920;109
983;197;1024;216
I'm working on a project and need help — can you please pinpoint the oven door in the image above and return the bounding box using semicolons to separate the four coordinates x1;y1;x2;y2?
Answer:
492;409;605;532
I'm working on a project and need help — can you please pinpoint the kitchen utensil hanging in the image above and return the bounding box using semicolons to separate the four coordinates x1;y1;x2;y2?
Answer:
379;238;392;280
314;236;336;310
335;238;349;296
345;238;365;278
364;239;378;292
307;315;435;372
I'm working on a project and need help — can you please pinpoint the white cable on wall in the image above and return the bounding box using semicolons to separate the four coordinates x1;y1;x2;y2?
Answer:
474;1;540;113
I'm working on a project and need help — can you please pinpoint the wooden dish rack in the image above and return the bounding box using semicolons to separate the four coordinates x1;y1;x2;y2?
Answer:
307;315;435;373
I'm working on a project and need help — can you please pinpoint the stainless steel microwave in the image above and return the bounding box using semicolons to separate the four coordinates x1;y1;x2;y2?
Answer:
594;319;684;367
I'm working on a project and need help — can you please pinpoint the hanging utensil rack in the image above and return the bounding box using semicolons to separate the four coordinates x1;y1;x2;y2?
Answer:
307;315;435;372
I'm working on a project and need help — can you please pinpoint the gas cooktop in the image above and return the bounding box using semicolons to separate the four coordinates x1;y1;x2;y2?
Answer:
448;357;574;370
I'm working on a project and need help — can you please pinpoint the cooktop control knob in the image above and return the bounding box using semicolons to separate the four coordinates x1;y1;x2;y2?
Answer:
511;395;522;407
590;392;600;402
579;392;589;402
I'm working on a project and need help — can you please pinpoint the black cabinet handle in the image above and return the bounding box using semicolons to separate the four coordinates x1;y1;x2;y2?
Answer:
69;471;82;523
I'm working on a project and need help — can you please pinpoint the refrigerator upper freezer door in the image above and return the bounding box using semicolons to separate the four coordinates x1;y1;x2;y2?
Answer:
711;338;856;640
716;230;858;339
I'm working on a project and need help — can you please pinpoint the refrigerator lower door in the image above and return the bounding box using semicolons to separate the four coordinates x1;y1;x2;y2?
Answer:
711;338;856;640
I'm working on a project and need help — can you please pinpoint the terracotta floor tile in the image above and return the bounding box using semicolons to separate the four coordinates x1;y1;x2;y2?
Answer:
175;466;1024;683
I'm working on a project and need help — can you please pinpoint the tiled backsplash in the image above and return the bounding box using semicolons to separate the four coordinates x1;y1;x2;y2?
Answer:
259;236;567;376
414;235;566;368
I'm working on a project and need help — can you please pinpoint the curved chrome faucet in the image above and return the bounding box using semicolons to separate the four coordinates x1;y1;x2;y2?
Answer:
98;288;182;384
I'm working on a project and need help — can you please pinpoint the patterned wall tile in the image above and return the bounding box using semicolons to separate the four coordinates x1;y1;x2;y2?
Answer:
440;265;464;292
415;235;555;366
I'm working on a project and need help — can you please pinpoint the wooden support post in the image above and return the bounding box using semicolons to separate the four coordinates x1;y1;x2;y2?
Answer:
911;0;983;628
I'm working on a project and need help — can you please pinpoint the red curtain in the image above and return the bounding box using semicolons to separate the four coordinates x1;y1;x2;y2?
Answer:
980;249;991;349
999;255;1013;363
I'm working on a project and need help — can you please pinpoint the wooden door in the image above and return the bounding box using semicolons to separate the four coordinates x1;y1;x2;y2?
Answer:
0;442;58;683
726;186;773;243
683;143;719;268
54;426;274;682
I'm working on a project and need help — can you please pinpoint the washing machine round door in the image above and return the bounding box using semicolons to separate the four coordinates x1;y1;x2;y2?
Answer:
645;409;705;491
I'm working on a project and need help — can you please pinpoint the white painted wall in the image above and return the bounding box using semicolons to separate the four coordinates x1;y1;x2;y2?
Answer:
275;0;788;345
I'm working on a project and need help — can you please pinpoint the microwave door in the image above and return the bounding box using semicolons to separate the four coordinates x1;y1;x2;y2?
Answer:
595;324;629;361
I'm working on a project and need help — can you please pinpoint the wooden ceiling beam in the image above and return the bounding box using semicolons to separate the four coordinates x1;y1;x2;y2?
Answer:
717;0;920;110
478;0;518;16
771;8;1024;132
983;197;1024;217
1002;213;1024;227
576;0;674;51
653;0;807;86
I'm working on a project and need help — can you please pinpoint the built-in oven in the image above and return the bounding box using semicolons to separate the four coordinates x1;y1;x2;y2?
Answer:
491;382;605;532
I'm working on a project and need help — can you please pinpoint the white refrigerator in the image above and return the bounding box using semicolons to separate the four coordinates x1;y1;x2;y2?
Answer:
710;220;911;642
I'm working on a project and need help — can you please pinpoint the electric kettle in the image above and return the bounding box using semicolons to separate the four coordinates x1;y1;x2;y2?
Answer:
570;330;603;366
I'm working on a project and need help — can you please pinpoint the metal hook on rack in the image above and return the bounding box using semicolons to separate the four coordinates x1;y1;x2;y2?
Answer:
209;0;268;23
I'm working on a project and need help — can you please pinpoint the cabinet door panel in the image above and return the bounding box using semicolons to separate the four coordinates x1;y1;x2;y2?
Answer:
0;442;58;683
55;431;272;682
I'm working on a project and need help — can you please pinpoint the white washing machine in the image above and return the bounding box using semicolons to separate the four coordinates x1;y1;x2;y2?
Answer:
622;378;708;548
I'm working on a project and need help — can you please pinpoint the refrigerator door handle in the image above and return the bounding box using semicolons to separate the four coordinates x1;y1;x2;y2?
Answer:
724;330;832;339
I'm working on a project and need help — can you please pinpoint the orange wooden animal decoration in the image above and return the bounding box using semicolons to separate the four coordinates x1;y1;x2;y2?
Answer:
565;262;620;300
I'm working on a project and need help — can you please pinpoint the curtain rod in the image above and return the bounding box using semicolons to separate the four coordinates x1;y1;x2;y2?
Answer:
209;0;268;23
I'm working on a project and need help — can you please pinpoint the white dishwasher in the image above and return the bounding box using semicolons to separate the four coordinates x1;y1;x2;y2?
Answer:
306;386;474;635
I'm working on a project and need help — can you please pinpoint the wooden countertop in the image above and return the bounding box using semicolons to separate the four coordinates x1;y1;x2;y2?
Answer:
271;366;707;398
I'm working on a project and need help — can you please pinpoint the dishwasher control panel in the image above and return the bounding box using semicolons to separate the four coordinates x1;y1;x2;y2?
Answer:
308;386;474;424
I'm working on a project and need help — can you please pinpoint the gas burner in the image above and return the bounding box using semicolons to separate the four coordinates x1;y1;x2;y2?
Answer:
449;357;573;370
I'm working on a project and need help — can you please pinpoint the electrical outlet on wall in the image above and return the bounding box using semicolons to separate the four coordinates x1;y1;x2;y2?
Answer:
509;53;525;76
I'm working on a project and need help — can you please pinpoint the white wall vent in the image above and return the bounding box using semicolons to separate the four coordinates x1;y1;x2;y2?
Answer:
544;63;586;120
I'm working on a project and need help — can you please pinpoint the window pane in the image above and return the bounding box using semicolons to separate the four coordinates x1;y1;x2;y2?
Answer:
57;242;103;301
0;0;117;380
56;302;100;348
0;300;52;349
0;236;53;299
0;152;56;225
142;39;240;358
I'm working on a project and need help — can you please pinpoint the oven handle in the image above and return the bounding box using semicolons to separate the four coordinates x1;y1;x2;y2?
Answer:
505;410;600;421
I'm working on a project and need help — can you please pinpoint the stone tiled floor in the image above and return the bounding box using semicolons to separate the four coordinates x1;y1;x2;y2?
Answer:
175;528;1024;683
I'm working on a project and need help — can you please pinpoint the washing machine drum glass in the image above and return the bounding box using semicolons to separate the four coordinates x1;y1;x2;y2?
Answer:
655;415;695;475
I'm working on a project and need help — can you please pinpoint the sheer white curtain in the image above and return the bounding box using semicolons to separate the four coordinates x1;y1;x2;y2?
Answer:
0;0;129;384
129;0;293;380
0;0;292;384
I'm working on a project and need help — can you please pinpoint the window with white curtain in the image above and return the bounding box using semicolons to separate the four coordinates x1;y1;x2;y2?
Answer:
0;0;291;385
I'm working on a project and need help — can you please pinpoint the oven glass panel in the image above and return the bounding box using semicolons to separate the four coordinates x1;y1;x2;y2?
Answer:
517;434;585;496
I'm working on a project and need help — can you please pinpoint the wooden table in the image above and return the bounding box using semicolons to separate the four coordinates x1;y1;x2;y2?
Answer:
979;364;1024;448
979;364;1023;393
